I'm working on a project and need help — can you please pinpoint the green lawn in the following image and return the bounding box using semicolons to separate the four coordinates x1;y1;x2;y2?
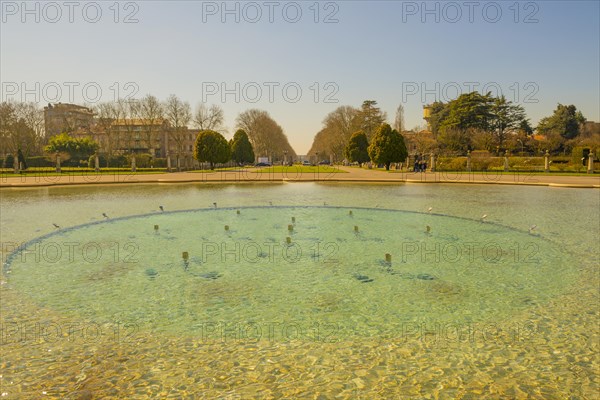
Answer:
0;170;168;178
386;169;598;176
254;165;347;173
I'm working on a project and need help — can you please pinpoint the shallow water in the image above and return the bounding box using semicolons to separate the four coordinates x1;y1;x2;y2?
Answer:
1;183;598;398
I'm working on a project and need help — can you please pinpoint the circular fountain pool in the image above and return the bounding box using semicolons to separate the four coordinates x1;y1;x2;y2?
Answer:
4;206;575;339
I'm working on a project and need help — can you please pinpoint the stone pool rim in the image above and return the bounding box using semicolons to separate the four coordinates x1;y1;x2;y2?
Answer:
1;168;599;190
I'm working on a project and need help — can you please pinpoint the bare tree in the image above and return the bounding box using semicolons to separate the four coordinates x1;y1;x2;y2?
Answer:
163;94;191;157
0;101;44;157
15;102;45;155
307;128;332;161
116;98;141;153
95;102;124;160
321;106;360;161
193;103;225;132
306;106;361;161
139;95;164;157
236;109;296;161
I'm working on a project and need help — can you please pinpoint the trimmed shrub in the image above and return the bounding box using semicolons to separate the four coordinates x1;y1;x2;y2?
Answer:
27;156;54;168
571;147;584;165
437;157;466;171
108;155;128;168
88;154;136;168
130;153;153;168
153;158;167;168
3;154;15;168
471;157;504;171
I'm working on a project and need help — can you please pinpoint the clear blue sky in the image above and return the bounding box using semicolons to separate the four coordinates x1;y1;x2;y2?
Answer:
2;1;598;153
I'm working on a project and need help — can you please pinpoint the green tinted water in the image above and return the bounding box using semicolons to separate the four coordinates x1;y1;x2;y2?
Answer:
4;204;577;339
0;183;597;398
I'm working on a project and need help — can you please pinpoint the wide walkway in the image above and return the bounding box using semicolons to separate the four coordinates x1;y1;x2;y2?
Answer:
1;166;598;188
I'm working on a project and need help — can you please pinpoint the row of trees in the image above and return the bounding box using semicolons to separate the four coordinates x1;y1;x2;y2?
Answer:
95;95;225;159
193;122;409;171
0;95;297;165
235;109;297;162
428;92;531;152
425;93;595;155
309;94;533;159
344;123;408;170
94;96;298;162
0;102;45;157
2;94;598;167
96;96;297;163
309;95;597;159
28;128;257;170
95;98;296;162
194;129;256;169
308;100;389;162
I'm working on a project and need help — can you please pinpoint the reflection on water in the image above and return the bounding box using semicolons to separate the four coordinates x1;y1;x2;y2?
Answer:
1;183;598;398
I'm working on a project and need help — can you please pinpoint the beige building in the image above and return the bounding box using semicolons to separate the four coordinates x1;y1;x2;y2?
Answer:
43;103;95;139
423;105;433;131
93;121;198;159
95;118;170;158
44;103;198;159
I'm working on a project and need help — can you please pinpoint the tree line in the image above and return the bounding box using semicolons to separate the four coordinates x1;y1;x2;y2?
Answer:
95;95;297;162
1;92;598;169
308;94;597;159
37;127;257;171
0;101;45;157
344;123;408;170
0;95;297;164
194;129;255;169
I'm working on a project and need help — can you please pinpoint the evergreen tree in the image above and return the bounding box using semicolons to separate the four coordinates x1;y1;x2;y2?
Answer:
537;104;586;139
344;131;370;165
194;130;231;169
368;123;408;170
230;129;255;164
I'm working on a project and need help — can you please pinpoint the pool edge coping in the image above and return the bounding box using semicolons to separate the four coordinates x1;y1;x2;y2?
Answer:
1;178;599;189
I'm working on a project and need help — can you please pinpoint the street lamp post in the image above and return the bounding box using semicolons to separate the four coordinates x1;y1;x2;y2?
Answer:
517;139;524;156
283;150;287;166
